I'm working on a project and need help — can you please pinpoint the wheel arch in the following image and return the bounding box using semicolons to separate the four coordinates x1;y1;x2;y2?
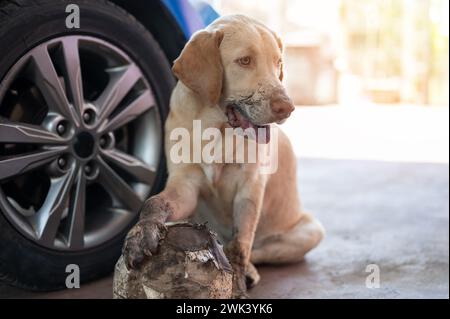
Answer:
110;0;189;64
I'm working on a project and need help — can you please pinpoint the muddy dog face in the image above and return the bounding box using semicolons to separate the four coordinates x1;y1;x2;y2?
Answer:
172;15;295;143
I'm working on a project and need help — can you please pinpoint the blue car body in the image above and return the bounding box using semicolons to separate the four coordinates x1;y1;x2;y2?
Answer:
161;0;220;38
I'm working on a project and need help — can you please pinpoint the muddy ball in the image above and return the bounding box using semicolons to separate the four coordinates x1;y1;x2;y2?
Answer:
113;223;233;299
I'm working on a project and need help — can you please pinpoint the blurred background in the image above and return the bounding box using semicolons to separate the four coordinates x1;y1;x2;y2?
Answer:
206;0;449;298
211;0;449;106
205;0;449;165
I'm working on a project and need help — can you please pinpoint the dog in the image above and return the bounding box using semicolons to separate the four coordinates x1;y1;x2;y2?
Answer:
123;14;324;298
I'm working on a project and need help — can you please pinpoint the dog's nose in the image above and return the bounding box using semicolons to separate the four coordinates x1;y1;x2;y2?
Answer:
271;96;295;119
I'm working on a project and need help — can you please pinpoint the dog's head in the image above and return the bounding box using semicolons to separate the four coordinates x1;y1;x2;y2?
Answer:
172;15;294;143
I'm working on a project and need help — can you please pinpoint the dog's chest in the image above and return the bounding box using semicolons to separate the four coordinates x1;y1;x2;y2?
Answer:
202;164;221;187
200;163;241;204
196;163;241;240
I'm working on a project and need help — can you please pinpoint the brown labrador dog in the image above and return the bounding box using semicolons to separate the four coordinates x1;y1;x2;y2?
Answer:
123;14;324;298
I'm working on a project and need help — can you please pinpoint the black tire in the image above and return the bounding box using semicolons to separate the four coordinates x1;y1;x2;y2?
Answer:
0;0;173;290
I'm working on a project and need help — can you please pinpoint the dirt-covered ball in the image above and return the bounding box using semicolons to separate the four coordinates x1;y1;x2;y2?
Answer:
113;223;233;299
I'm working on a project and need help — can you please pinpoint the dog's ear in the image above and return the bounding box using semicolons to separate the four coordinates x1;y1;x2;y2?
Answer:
271;31;284;82
172;30;224;106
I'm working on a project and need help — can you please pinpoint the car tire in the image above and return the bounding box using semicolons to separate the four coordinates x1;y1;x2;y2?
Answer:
0;0;173;290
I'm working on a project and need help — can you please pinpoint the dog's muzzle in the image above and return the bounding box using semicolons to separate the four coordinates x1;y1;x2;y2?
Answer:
226;105;271;144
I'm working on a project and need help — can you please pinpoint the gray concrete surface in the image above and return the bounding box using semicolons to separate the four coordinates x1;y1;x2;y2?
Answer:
0;106;448;299
251;158;449;299
0;158;448;299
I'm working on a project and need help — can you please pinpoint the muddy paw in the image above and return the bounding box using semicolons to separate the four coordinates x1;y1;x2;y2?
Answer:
230;267;248;299
122;219;167;270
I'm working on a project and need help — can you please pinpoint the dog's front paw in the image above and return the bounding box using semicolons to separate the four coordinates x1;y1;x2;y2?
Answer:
231;270;249;299
224;242;249;298
245;262;260;289
232;288;249;299
122;219;167;270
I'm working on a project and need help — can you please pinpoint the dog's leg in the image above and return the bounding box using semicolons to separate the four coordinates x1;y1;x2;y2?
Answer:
225;180;265;298
123;166;204;269
251;212;324;265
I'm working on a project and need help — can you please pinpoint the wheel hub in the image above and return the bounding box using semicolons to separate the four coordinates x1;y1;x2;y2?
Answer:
74;131;96;159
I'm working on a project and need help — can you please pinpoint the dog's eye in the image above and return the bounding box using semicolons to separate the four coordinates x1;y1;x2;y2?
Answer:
237;56;252;67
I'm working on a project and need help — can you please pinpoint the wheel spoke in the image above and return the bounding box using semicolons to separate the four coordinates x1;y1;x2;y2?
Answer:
96;63;141;123
66;167;86;249
99;89;155;133
0;118;66;144
61;37;84;118
100;148;156;185
31;166;77;245
96;156;142;212
0;147;66;180
29;44;79;125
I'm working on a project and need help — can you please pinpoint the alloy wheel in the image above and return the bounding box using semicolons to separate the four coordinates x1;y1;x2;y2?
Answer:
0;35;162;251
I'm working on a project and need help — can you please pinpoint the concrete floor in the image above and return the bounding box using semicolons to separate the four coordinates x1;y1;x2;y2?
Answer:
0;106;448;299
